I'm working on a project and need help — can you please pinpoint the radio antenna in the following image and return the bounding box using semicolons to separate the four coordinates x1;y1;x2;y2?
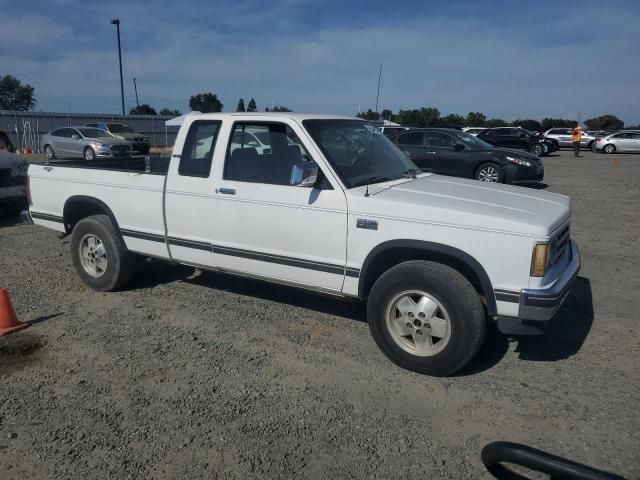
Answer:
365;64;383;198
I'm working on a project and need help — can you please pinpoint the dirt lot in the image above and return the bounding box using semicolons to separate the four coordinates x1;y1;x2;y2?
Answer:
1;149;638;479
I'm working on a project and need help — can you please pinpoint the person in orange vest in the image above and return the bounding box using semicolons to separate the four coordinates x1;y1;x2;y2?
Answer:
572;126;582;157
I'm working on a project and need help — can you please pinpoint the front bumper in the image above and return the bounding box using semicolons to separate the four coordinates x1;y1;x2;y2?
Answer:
497;240;580;335
95;147;132;158
505;164;544;183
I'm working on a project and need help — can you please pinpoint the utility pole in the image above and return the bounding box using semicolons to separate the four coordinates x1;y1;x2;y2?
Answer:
111;19;125;115
133;77;139;107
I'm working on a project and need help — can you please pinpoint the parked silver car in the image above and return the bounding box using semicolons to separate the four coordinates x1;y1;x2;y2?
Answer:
84;123;150;154
42;127;132;161
542;128;595;149
591;131;640;153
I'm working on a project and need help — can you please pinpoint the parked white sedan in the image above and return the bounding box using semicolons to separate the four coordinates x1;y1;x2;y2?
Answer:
591;131;640;153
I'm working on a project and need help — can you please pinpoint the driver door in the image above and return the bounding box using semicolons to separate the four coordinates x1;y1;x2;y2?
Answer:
425;131;465;176
209;120;349;292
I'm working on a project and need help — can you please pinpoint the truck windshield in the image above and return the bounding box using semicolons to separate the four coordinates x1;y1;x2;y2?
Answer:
107;124;134;133
303;119;419;188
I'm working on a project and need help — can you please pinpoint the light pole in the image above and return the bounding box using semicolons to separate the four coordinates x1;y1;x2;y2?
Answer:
111;19;125;115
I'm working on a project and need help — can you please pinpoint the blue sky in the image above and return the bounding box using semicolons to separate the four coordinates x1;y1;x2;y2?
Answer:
1;0;639;123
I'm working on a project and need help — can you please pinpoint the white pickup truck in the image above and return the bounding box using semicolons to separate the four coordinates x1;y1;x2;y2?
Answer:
25;113;580;376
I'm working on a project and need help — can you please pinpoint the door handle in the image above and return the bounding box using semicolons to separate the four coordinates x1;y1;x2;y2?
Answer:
218;187;236;195
425;151;437;155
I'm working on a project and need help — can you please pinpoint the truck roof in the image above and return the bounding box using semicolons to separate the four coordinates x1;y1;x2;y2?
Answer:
183;112;361;121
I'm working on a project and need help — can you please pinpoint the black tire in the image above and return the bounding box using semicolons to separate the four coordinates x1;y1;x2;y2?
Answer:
44;144;56;160
475;162;504;183
84;146;96;161
70;214;136;291
603;144;616;154
530;144;544;157
367;260;486;376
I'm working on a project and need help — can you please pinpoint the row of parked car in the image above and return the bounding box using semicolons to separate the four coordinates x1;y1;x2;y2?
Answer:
463;127;640;153
380;127;548;185
41;123;150;161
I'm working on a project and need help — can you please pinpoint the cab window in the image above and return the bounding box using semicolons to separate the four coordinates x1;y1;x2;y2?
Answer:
179;121;221;177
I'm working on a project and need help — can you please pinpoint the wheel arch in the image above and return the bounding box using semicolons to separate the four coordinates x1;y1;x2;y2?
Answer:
357;240;497;316
63;196;121;236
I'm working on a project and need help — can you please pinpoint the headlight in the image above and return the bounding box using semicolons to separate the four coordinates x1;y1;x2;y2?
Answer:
92;142;110;148
531;242;549;277
506;156;532;167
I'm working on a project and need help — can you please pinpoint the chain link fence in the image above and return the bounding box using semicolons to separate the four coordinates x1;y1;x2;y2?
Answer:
0;110;180;152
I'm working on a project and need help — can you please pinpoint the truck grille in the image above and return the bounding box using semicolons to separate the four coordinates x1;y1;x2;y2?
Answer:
549;225;570;265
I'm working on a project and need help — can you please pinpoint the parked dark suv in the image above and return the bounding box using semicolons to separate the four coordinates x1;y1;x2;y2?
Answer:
390;128;544;184
477;127;555;157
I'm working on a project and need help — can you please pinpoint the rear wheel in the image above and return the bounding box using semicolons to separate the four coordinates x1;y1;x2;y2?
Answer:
84;146;96;161
603;144;616;154
367;260;486;376
70;214;136;291
476;162;504;183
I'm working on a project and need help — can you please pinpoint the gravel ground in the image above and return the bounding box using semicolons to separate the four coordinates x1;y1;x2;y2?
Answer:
1;149;638;479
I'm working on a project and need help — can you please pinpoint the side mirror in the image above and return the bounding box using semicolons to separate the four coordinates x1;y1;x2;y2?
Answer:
453;143;465;152
290;162;318;187
71;134;80;140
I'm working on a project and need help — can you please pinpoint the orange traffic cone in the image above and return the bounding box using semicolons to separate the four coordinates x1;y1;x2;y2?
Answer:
0;289;30;337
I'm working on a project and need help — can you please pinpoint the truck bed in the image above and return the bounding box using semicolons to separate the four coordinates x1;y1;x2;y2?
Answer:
49;155;170;175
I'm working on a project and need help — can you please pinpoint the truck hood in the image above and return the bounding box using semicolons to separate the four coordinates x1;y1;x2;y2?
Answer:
93;136;130;145
363;174;570;237
113;132;145;141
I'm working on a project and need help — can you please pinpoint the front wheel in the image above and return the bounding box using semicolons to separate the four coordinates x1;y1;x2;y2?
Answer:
367;260;486;376
44;145;56;160
84;146;96;161
530;144;544;157
476;162;504;183
70;214;137;291
603;144;616;154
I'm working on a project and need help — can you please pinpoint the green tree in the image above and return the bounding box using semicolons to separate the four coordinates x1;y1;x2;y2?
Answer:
465;112;486;127
130;104;157;115
356;109;379;121
485;118;509;128
395;107;440;128
247;98;257;112
236;98;246;112
513;119;542;132
584;114;624;131
159;108;182;116
439;114;466;126
381;109;393;121
0;75;36;110
265;105;292;112
189;92;223;113
540;118;577;130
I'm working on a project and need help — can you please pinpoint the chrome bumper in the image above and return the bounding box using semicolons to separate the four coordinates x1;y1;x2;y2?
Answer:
497;240;580;335
519;240;581;321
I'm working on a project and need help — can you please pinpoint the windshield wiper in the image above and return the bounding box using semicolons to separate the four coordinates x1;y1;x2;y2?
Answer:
352;175;397;188
402;168;420;178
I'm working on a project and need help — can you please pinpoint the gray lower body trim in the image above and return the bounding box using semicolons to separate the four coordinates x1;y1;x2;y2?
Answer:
31;211;64;223
120;228;360;278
